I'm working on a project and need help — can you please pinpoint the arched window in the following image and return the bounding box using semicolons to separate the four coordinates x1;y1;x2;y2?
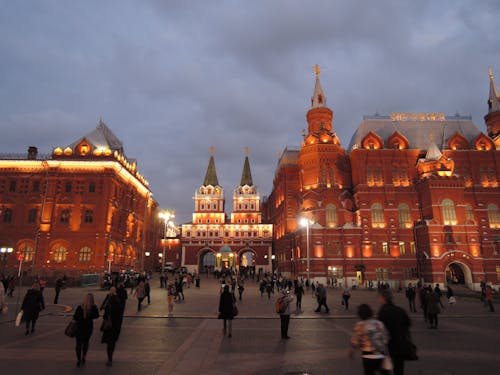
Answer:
398;204;412;228
28;209;38;223
465;204;475;223
325;204;337;227
53;246;67;263
20;245;34;262
79;246;92;262
487;204;500;229
60;209;70;223
371;203;385;228
3;208;13;223
84;210;93;223
442;199;457;225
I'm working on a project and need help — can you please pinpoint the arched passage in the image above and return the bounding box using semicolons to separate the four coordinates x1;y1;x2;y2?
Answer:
198;248;216;275
238;248;256;277
445;262;473;289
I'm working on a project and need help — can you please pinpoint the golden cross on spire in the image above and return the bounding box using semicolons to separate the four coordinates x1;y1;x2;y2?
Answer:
210;146;215;156
314;64;321;77
244;146;249;156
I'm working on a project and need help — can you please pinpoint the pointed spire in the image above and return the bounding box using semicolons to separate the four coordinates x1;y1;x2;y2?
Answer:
240;147;253;186
311;64;326;108
488;66;500;113
203;147;219;186
425;140;443;161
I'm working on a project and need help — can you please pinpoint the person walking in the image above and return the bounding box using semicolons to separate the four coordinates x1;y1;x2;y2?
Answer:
349;304;391;375
377;289;414;375
54;276;64;304
294;281;304;312
0;277;6;314
167;280;176;316
100;287;125;367
278;289;294;339
73;293;99;367
342;288;351;310
133;280;146;312
314;283;330;313
405;283;417;312
21;283;45;335
144;279;151;305
237;279;245;301
176;278;185;301
485;284;495;312
426;290;443;329
219;285;236;338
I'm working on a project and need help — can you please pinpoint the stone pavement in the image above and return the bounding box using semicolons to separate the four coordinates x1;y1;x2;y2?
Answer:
0;276;499;374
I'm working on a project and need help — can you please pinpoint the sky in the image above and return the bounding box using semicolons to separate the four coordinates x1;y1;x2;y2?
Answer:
1;0;499;224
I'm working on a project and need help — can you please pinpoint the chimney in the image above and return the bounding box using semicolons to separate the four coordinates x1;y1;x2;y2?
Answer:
27;146;38;160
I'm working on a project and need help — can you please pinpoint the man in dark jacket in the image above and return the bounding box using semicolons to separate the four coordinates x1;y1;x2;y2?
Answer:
54;276;64;304
377;289;414;375
21;283;45;335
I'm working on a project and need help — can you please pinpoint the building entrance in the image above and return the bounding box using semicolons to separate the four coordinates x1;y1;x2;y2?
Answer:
199;250;216;275
445;262;473;289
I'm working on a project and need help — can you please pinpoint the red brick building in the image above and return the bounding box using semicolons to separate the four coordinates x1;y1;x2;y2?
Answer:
181;149;273;275
0;121;157;280
263;67;500;290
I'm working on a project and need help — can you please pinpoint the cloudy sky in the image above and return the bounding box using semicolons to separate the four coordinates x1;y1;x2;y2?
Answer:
1;1;499;223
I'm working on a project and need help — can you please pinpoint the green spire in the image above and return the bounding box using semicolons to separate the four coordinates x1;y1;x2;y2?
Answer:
240;154;253;186
203;148;219;186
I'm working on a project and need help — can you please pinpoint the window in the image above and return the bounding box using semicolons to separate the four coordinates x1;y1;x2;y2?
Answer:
366;166;374;186
3;208;13;223
465;204;475;223
382;242;389;254
89;182;96;193
404;267;418;279
410;242;416;254
65;182;72;193
374;166;383;186
28;209;38;223
371;203;385;228
398;204;411;228
497;266;500;282
442;199;457;225
399;241;406;255
60;209;70;223
32;181;40;192
487;204;500;229
79;246;92;262
20;245;34;262
325;204;337;227
9;181;16;192
375;267;389;281
53;246;67;263
84;210;93;223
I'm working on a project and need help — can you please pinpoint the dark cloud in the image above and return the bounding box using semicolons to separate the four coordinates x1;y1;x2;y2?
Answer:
1;1;499;223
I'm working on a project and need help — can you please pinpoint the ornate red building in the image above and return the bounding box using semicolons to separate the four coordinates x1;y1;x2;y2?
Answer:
263;67;500;290
181;149;273;275
0;121;157;280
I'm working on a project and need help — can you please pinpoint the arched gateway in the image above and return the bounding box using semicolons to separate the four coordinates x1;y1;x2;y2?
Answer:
445;262;473;289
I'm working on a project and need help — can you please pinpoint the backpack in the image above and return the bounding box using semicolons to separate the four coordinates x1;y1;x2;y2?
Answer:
275;296;287;314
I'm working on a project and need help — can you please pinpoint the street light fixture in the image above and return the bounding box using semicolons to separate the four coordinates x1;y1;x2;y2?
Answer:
300;217;314;282
158;210;175;273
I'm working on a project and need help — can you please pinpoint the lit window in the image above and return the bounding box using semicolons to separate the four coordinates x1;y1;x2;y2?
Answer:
382;242;388;254
20;245;34;262
442;199;457;225
79;246;92;262
465;204;475;223
60;209;70;223
399;241;406;255
53;246;67;263
398;204;411;228
325;204;337;227
410;242;416;254
371;203;385;228
487;204;500;229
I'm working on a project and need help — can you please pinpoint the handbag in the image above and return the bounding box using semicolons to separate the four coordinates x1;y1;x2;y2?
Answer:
232;304;239;317
381;356;393;371
15;310;23;327
100;317;112;332
64;319;78;337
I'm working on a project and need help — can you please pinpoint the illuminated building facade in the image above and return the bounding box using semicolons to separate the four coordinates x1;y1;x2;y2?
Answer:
263;67;500;290
181;148;273;274
0;121;157;279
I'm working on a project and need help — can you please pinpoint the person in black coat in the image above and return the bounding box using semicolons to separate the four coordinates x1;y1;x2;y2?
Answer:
218;285;236;338
21;283;45;335
73;293;99;367
377;289;413;375
100;287;125;366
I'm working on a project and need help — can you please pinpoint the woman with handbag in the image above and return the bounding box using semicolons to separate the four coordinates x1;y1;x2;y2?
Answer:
21;282;44;335
349;304;391;375
73;293;99;367
100;287;124;367
218;285;236;338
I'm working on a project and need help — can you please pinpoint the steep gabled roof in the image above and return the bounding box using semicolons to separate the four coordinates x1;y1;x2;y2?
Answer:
68;119;124;153
203;154;219;187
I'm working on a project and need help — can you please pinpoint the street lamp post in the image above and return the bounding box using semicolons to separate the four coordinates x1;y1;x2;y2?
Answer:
300;217;314;282
158;210;175;273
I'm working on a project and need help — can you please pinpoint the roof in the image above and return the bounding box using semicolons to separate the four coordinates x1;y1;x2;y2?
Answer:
240;156;253;186
68;120;124;153
203;155;220;187
348;113;483;151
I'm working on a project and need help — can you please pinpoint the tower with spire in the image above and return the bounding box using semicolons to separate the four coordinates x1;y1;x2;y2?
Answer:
192;147;225;225
485;67;500;147
231;148;262;225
